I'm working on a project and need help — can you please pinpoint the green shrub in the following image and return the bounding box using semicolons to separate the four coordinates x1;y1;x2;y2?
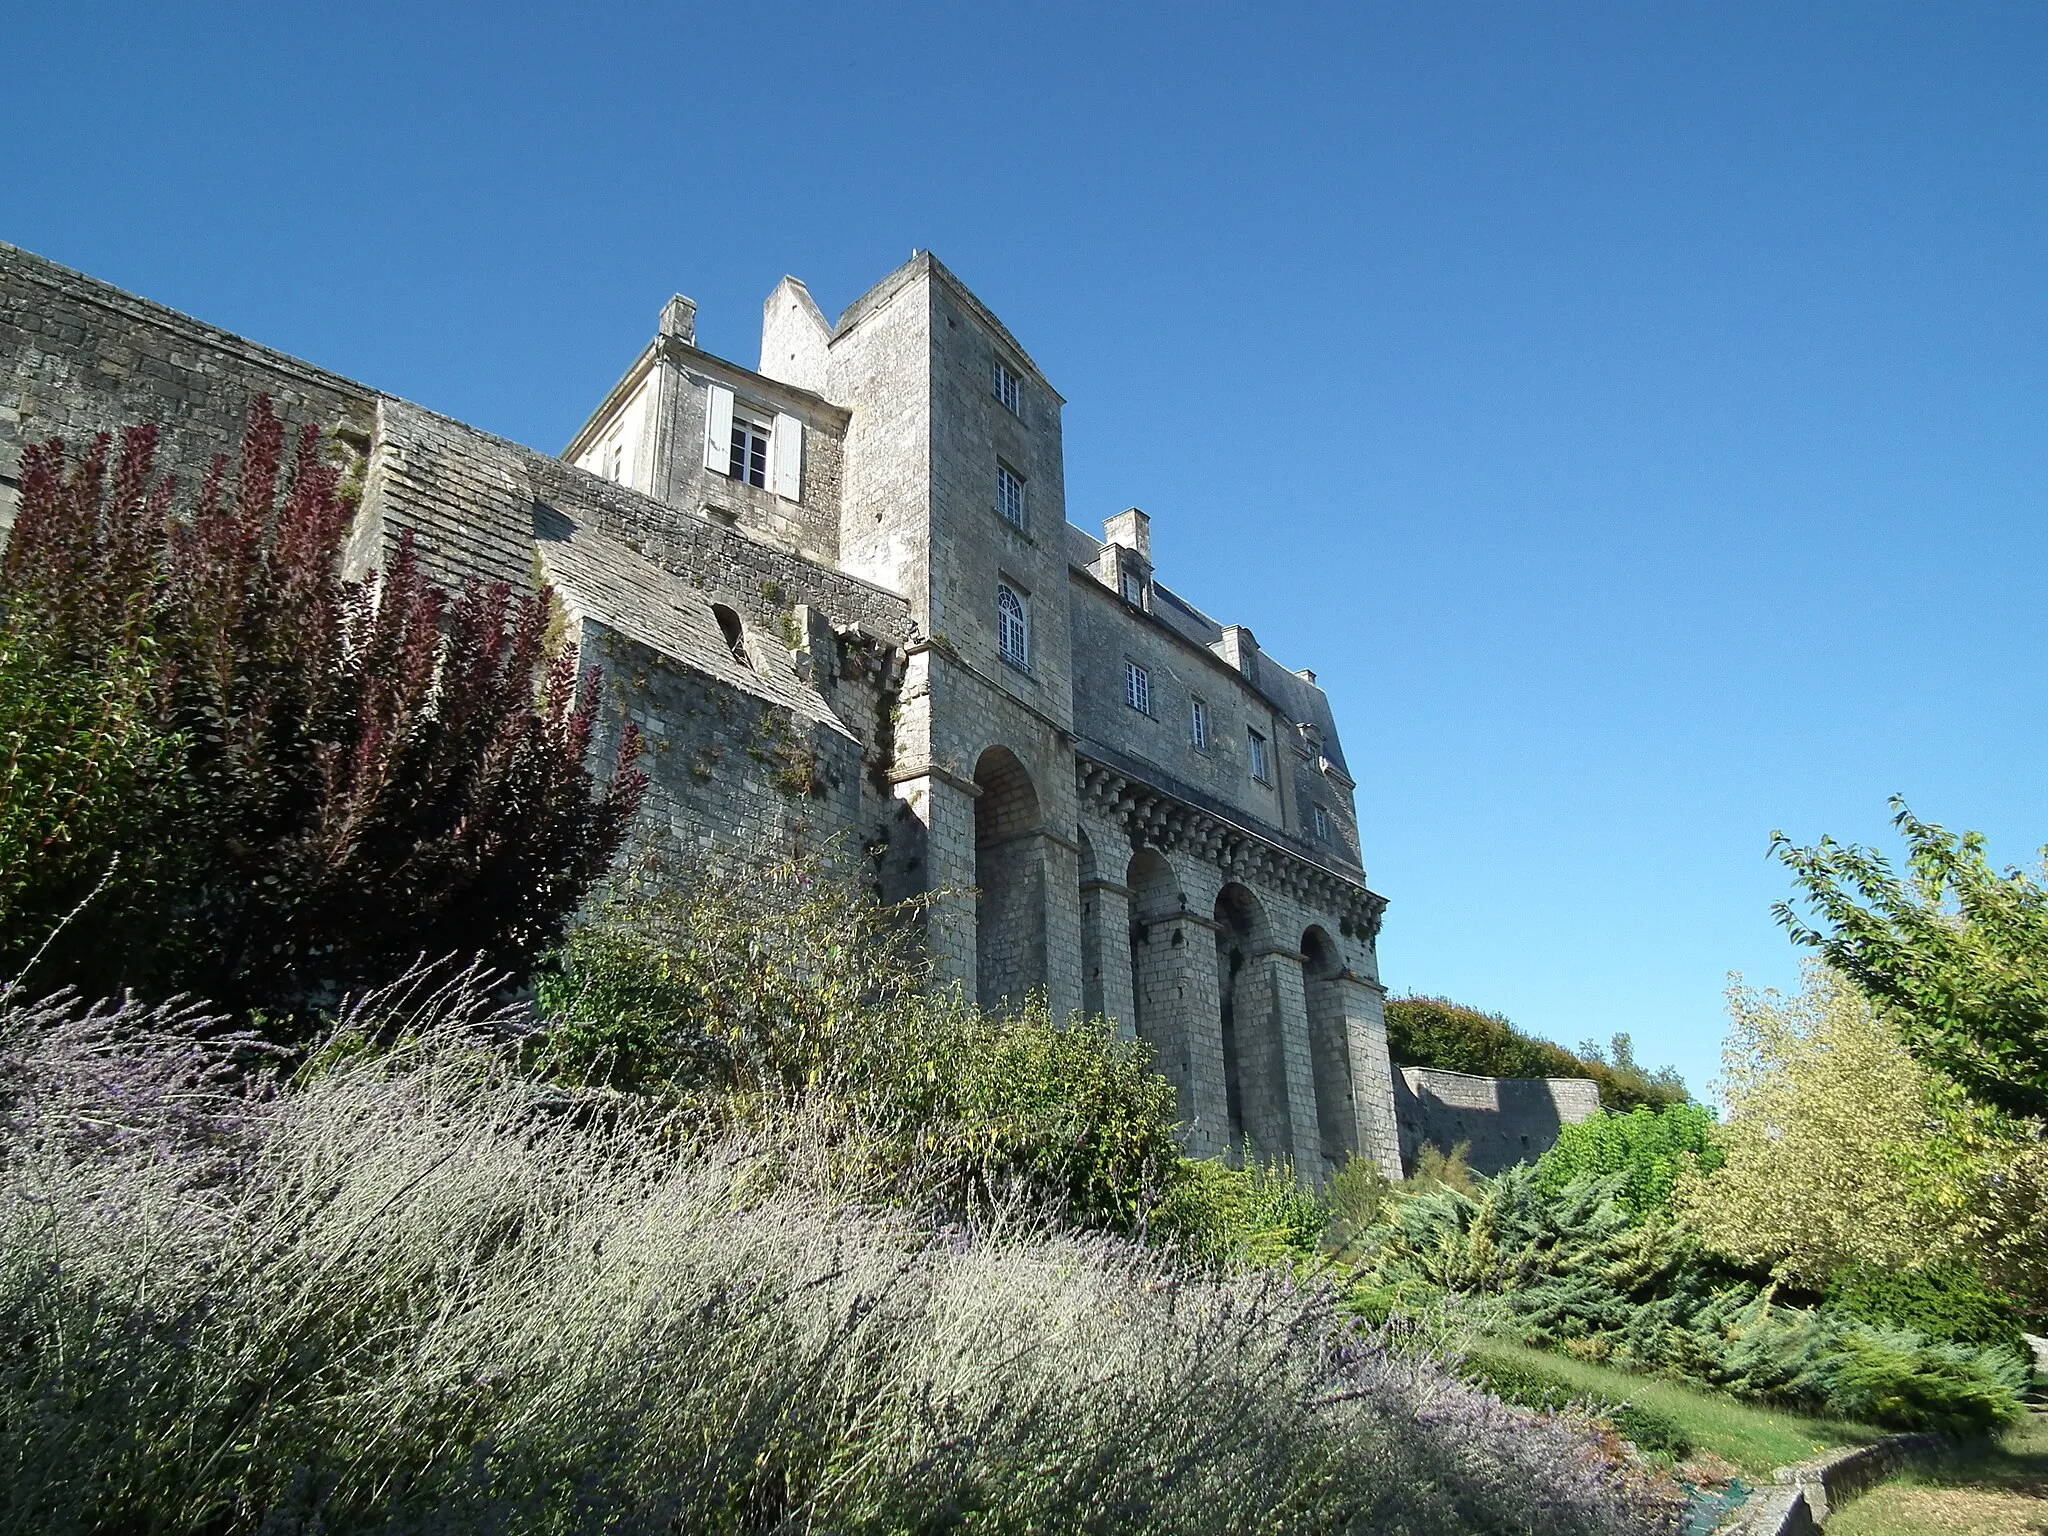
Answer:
1324;1152;1395;1253
1814;1324;2030;1436
1153;1157;1329;1267
535;863;1188;1236
1534;1104;1724;1220
1824;1261;2031;1363
1384;997;1686;1110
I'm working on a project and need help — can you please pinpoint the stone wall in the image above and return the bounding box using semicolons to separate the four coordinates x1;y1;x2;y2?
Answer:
0;241;375;540
1394;1068;1603;1175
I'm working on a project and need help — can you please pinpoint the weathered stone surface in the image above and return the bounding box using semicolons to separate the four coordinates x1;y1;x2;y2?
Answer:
0;239;1589;1183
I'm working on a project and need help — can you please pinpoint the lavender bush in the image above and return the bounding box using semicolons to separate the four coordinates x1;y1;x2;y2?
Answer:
0;975;1679;1535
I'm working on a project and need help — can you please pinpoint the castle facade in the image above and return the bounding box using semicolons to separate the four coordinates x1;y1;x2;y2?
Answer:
1;244;1435;1179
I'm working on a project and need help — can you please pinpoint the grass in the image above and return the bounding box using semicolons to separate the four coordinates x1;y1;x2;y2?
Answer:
1468;1339;1881;1476
1828;1413;2048;1536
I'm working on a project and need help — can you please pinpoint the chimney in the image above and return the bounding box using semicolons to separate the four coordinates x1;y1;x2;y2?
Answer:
1102;507;1151;563
659;294;697;345
1218;624;1260;681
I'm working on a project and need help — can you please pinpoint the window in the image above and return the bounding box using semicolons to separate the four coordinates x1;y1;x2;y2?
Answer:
607;440;625;484
1120;569;1145;606
1124;661;1150;715
996;462;1027;528
993;357;1021;414
729;413;770;488
997;584;1029;669
712;604;749;666
1312;804;1332;843
1190;698;1210;750
1248;729;1270;784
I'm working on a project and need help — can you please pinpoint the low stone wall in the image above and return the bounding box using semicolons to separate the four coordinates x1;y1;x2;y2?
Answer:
1393;1067;1602;1175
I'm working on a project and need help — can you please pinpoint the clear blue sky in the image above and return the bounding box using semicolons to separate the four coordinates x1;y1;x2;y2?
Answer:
9;2;2045;1098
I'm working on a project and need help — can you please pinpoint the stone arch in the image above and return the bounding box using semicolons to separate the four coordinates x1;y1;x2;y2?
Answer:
973;745;1046;1012
1215;882;1291;1163
1301;925;1358;1170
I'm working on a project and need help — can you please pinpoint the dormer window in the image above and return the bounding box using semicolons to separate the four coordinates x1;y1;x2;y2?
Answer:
1120;569;1146;607
728;411;770;489
993;357;1022;415
702;384;804;500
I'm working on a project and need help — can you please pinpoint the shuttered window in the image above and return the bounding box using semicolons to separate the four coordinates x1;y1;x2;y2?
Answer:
729;414;770;488
703;384;735;473
997;584;1029;670
770;412;803;501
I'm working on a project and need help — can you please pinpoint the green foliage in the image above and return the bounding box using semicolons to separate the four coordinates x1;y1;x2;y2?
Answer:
1814;1325;2032;1438
1324;1153;1395;1254
1464;1352;1694;1461
0;619;184;977
1152;1157;1329;1267
0;408;645;1016
535;860;1188;1235
1385;996;1687;1110
1535;1104;1724;1220
1352;1165;2029;1435
1825;1262;2031;1364
1775;798;2048;1121
1407;1139;1479;1195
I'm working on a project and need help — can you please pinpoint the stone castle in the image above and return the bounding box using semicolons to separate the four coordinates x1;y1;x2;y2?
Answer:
0;242;1597;1179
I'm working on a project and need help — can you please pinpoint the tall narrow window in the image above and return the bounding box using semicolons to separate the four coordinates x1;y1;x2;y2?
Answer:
712;604;749;666
729;413;770;488
607;441;625;484
1312;804;1332;842
1124;661;1151;715
996;462;1026;528
1248;729;1270;784
997;584;1029;670
1190;698;1210;750
993;357;1021;414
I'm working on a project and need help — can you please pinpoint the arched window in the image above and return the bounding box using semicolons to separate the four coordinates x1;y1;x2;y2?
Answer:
997;584;1029;670
712;603;749;666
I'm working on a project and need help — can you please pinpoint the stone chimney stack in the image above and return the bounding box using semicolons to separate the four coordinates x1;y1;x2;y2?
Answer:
659;294;697;345
1102;507;1151;562
1218;624;1260;681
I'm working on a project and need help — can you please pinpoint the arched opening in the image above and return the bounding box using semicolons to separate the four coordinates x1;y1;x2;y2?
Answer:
1215;882;1288;1163
711;604;749;666
1302;925;1356;1171
1078;828;1105;1019
1125;847;1181;1047
973;746;1046;1012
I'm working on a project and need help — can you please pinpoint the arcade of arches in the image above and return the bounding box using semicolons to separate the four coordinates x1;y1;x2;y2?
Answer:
967;744;1401;1181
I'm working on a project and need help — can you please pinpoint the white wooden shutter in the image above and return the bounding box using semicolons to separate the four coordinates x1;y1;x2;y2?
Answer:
703;384;735;474
770;412;803;501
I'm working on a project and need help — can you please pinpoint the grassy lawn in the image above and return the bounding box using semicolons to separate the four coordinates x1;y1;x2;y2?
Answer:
1467;1340;1878;1476
1827;1413;2048;1536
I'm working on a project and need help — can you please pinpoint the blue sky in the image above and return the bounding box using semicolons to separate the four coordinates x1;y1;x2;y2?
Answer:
8;2;2045;1098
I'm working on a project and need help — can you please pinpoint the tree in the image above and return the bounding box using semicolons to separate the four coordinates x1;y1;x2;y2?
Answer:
1774;799;2048;1120
1674;964;2003;1289
0;402;647;1016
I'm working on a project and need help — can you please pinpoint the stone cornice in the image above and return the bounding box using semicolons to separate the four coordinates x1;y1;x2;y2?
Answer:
1076;752;1388;941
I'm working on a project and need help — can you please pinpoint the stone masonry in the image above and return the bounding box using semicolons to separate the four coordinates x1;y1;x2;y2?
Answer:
0;240;1594;1182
